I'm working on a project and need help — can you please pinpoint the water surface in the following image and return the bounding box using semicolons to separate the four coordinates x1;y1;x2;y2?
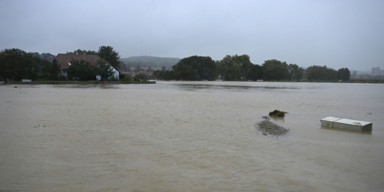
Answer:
1;82;383;191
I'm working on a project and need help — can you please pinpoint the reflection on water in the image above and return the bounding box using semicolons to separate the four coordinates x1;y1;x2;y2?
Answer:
54;84;122;89
268;116;286;122
174;83;300;92
15;81;325;92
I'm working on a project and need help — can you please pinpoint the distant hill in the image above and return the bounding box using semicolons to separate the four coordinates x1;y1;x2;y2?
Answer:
120;56;180;69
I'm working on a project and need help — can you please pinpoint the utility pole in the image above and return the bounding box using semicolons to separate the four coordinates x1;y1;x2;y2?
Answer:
135;40;146;56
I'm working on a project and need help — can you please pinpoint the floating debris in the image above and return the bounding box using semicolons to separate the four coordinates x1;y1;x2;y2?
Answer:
256;118;289;137
269;110;287;118
320;117;372;132
262;116;270;120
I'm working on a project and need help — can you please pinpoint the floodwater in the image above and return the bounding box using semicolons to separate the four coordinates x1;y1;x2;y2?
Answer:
0;82;383;191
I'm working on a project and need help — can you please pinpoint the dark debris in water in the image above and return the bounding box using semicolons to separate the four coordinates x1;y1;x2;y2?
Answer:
262;116;270;120
269;110;287;118
256;118;289;137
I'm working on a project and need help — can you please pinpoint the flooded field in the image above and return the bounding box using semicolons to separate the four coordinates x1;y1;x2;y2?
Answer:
1;82;384;191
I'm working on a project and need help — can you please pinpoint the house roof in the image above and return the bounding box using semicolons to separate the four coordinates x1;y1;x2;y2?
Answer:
54;54;102;70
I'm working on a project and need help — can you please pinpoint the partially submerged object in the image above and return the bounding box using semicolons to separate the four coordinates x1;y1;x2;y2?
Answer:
269;110;287;118
320;117;372;132
257;118;289;137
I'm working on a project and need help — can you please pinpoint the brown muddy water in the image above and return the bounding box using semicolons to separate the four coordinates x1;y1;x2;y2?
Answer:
0;82;383;191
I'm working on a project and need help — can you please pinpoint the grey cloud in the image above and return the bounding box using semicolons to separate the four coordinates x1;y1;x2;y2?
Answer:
1;0;383;71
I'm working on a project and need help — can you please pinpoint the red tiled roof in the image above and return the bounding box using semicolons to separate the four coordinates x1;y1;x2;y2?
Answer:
54;54;102;70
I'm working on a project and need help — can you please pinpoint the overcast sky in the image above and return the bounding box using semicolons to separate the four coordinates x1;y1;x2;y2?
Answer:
1;0;383;70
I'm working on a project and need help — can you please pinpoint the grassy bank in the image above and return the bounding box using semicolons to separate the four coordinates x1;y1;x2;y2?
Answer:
346;79;384;83
3;81;156;85
261;79;384;83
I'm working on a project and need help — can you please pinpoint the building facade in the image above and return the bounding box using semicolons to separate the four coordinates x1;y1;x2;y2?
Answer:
372;67;384;76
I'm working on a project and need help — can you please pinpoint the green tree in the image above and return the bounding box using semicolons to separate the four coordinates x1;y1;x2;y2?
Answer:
172;55;216;80
337;68;350;81
40;53;55;62
67;59;97;80
174;64;194;80
67;49;97;55
306;65;337;80
36;58;61;80
238;55;254;80
35;57;52;80
216;54;255;81
163;70;175;80
97;60;114;81
152;70;161;79
262;59;289;80
50;60;61;80
97;46;120;70
120;75;131;81
0;48;38;81
287;64;304;80
217;55;241;81
246;64;263;81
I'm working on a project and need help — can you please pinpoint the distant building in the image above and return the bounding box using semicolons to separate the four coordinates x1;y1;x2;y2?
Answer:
54;54;101;78
372;67;384;76
120;71;136;77
137;71;152;76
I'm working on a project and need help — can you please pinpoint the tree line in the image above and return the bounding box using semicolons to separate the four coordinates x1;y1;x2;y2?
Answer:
152;55;350;81
0;48;61;82
0;48;350;82
0;46;121;82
